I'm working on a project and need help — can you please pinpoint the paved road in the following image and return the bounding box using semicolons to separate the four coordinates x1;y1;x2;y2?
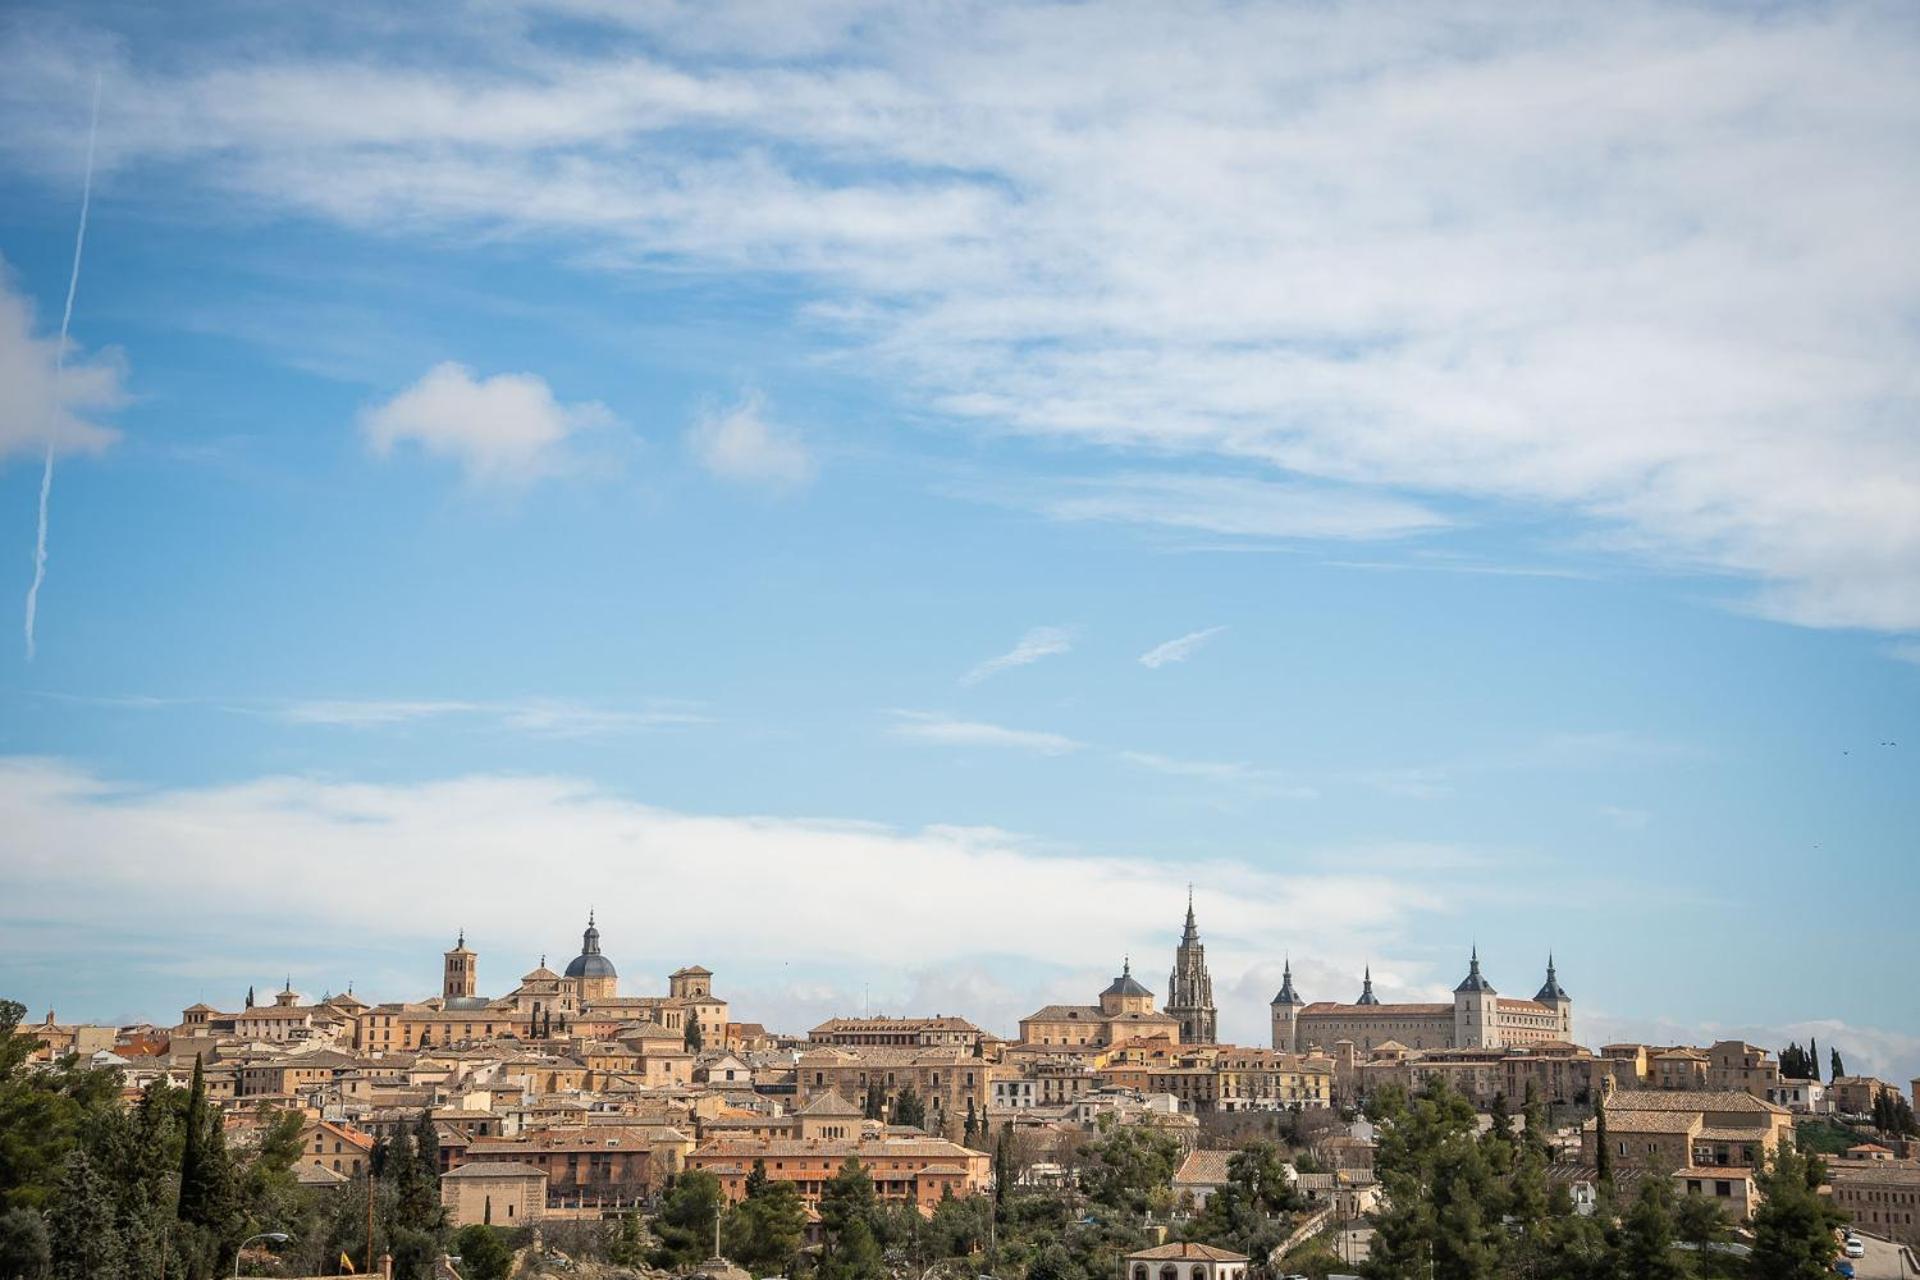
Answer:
1328;1225;1372;1267
1851;1233;1916;1279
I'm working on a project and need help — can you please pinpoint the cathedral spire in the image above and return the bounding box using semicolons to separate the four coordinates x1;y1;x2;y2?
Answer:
1166;888;1217;1043
1356;964;1380;1005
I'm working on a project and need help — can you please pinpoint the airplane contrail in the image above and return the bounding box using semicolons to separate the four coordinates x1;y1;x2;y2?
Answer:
24;72;102;662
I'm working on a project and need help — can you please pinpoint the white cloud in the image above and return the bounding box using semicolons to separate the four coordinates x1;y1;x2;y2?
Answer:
5;9;1920;625
1139;625;1227;669
686;391;815;489
0;260;124;463
887;710;1080;756
961;625;1074;685
1582;1011;1920;1093
1887;642;1920;667
0;756;1450;1042
360;361;613;483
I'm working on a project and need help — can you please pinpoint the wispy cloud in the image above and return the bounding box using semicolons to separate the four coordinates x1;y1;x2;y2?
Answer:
275;697;705;737
37;692;705;738
960;625;1073;686
1138;625;1227;669
1886;642;1920;667
1118;750;1316;798
1027;474;1446;543
686;390;815;490
360;362;614;483
887;710;1080;756
1598;805;1652;831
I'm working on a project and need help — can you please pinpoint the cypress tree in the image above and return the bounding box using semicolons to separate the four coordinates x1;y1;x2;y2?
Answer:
1809;1037;1820;1082
1593;1099;1612;1190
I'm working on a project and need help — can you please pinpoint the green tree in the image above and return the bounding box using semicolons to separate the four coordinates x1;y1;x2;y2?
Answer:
1593;1100;1612;1191
1808;1038;1820;1083
0;1205;51;1280
725;1163;806;1275
819;1216;884;1280
1829;1048;1844;1081
1748;1140;1845;1280
651;1169;727;1269
1614;1176;1691;1280
686;1018;706;1053
1078;1120;1182;1219
993;1125;1017;1209
1362;1077;1504;1280
863;1083;886;1122
45;1151;123;1280
453;1223;514;1280
175;1055;242;1279
1483;1093;1515;1175
606;1211;649;1267
1027;1241;1074;1280
891;1085;928;1130
818;1158;879;1244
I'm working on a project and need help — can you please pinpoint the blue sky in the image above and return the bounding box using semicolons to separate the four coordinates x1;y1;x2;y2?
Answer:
1;1;1916;1080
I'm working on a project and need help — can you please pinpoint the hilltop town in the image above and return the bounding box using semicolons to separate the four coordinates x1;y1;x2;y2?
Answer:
7;899;1917;1279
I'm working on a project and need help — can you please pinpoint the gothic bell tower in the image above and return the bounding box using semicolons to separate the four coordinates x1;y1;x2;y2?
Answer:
1165;887;1218;1044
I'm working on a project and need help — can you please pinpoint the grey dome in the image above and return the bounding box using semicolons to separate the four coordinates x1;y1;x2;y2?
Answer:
565;913;616;979
564;953;617;978
1102;958;1151;999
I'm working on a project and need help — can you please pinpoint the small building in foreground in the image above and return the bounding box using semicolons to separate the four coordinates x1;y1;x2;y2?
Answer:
440;1161;548;1229
1122;1242;1250;1280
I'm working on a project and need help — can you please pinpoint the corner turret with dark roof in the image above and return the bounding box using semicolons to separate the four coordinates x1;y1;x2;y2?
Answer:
1270;958;1304;1007
1534;953;1568;1003
1454;945;1496;994
1356;966;1381;1005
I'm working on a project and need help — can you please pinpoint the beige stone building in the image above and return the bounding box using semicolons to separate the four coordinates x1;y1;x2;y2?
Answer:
1703;1041;1780;1096
688;1134;990;1210
1272;951;1572;1054
441;1161;548;1229
1122;1242;1250;1280
810;1016;987;1051
1019;961;1182;1049
1579;1088;1792;1218
1831;1075;1901;1115
459;1124;692;1203
1828;1161;1920;1246
795;1045;991;1137
299;1119;374;1177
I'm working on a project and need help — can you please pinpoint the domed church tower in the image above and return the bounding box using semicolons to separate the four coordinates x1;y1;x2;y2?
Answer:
564;911;619;1002
1098;958;1155;1017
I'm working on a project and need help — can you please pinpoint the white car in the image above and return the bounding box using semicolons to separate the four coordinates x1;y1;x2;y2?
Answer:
1845;1238;1866;1258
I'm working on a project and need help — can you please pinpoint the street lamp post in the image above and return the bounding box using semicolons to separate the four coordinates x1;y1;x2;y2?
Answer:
234;1232;290;1278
